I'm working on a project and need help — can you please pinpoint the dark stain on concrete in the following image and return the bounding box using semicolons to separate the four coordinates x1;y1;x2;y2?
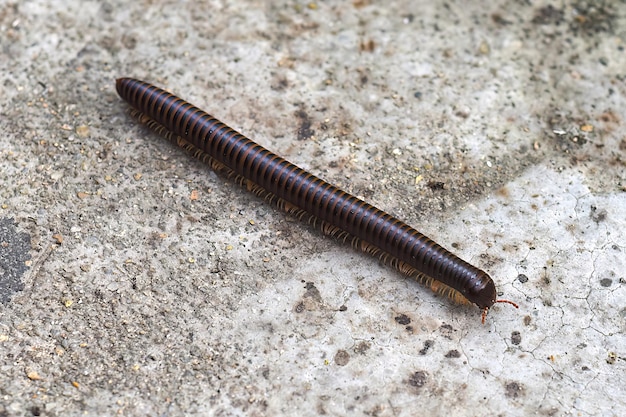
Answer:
0;217;31;304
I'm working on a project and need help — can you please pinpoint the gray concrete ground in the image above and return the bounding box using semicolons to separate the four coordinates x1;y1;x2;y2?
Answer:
1;0;625;416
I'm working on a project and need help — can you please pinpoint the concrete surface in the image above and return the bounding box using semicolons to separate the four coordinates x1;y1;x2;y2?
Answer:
1;0;625;416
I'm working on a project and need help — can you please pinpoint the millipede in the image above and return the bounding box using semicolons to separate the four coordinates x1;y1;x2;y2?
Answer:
115;77;518;323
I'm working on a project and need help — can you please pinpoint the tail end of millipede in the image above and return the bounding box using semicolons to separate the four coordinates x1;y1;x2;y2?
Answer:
116;78;128;95
481;299;519;324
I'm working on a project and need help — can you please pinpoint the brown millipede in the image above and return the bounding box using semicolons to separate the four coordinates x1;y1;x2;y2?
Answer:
115;77;518;323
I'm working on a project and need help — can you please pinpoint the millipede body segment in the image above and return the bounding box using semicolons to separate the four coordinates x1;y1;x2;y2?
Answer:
115;77;517;322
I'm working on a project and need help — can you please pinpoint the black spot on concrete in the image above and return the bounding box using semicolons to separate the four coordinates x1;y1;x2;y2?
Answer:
531;5;564;26
445;350;461;358
408;370;427;388
511;331;522;345
0;217;31;304
295;108;315;141
504;381;524;398
590;205;607;223
439;323;454;339
427;181;446;191
303;281;322;302
419;340;434;355
394;313;411;325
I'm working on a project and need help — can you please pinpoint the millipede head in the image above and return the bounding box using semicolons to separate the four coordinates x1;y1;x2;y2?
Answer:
481;299;519;324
